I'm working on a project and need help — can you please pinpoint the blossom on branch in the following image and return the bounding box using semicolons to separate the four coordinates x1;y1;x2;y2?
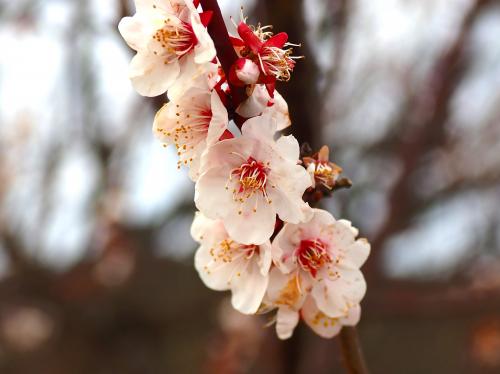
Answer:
231;20;300;97
153;74;228;180
119;0;371;342
194;114;312;245
264;268;362;339
272;209;369;320
303;145;343;190
119;0;216;97
191;212;272;314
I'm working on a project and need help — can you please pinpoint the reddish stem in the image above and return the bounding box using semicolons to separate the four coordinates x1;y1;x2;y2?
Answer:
199;0;247;117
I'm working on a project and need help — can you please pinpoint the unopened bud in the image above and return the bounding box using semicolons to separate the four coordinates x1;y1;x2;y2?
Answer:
303;146;343;190
229;58;260;86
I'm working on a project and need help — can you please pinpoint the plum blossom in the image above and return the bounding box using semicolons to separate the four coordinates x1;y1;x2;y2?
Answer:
264;267;307;339
191;212;272;314
119;0;216;97
303;146;343;190
236;84;291;131
272;209;370;319
264;268;361;339
153;74;228;180
119;0;370;341
195;114;312;245
302;297;361;338
232;20;300;96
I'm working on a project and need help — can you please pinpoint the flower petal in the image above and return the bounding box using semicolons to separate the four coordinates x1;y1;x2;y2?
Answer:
258;241;273;276
235;84;271;118
129;52;180;97
342;305;361;326
263;32;288;49
266;268;307;308
237;22;262;53
312;268;366;318
302;296;343;338
344;239;370;269
118;16;151;51
231;259;269;314
276;307;299;340
190;211;212;242
275;135;300;161
195;167;235;220
194;245;234;291
241;113;277;144
206;90;229;145
268;165;312;224
167;57;213;101
191;12;216;64
267;91;291;131
271;224;301;274
223;194;276;245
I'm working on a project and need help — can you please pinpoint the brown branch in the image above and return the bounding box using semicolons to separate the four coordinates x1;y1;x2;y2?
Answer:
339;327;369;374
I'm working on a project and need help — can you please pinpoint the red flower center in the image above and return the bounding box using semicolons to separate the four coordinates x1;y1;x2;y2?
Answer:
231;157;269;197
296;239;331;277
152;20;197;62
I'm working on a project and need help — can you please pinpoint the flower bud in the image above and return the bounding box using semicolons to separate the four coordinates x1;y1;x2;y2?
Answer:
303;146;343;190
229;58;260;86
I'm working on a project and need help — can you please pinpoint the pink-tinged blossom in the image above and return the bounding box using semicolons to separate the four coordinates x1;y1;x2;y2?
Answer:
153;75;228;181
194;114;312;245
191;212;272;314
272;209;370;319
236;84;291;131
118;0;216;97
265;267;361;339
303;145;343;190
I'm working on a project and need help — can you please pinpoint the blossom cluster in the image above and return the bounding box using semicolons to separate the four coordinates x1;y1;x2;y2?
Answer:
119;0;370;339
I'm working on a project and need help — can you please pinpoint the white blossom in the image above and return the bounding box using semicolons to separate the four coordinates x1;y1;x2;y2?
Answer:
194;114;312;245
265;265;362;339
272;209;370;319
153;74;228;180
191;212;272;314
119;0;216;97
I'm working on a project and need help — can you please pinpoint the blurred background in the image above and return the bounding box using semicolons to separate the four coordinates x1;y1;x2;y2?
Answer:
0;0;499;373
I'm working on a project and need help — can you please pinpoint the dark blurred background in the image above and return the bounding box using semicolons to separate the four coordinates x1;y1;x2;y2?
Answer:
0;0;499;373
